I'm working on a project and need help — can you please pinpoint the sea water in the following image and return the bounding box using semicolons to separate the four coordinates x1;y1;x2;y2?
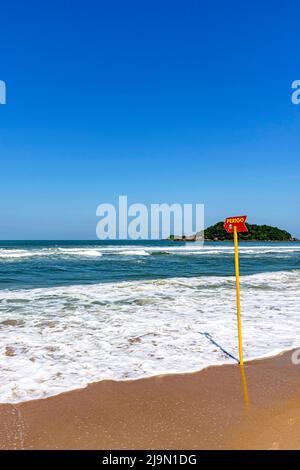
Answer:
0;240;299;403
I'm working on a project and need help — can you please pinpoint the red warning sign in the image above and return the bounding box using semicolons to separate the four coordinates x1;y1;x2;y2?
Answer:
224;215;248;233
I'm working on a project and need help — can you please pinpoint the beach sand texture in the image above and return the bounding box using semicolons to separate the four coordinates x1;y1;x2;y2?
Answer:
1;349;300;450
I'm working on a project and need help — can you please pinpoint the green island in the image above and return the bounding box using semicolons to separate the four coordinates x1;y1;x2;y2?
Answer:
169;222;298;242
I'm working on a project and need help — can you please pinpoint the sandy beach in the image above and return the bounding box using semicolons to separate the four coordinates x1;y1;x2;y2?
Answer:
1;348;300;450
1;0;299;456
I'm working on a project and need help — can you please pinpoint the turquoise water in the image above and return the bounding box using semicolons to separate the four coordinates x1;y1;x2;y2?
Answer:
1;240;299;289
0;240;299;403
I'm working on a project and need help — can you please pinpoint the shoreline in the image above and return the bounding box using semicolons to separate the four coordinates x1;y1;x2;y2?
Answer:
1;344;298;407
1;348;300;449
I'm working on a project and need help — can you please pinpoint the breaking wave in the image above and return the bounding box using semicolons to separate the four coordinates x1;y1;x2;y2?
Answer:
0;269;299;403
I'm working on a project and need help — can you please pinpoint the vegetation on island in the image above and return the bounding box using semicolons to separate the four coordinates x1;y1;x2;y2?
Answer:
204;222;294;241
168;222;296;242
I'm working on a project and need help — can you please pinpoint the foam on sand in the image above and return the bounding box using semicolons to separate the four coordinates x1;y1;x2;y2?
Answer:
0;269;299;403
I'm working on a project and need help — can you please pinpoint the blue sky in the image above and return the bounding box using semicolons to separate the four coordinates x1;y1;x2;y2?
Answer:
0;0;299;239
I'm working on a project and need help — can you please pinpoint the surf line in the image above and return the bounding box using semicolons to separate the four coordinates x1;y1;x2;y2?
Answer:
199;331;239;363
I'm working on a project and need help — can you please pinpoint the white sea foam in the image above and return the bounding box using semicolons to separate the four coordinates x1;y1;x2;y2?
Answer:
0;244;299;260
118;250;150;256
0;269;299;403
0;247;104;259
57;248;103;257
0;249;35;259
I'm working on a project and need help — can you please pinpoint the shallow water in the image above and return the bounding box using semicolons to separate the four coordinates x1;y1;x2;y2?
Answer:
0;240;299;403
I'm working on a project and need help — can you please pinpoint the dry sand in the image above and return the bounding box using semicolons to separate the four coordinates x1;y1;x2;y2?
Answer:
1;349;300;449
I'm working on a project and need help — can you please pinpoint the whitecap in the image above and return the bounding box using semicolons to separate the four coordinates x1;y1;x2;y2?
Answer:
0;269;299;403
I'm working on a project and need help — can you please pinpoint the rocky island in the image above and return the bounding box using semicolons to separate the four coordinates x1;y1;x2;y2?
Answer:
169;222;298;242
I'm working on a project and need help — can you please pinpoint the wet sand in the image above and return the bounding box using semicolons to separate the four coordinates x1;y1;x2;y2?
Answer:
1;349;300;449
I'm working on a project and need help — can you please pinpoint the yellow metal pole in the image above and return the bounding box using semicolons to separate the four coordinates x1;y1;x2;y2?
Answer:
233;226;244;365
239;364;249;406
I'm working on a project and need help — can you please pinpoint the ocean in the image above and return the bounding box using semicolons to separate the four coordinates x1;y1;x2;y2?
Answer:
0;240;299;403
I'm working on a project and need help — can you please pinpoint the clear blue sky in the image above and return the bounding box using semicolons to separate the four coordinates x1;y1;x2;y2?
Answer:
0;0;299;239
